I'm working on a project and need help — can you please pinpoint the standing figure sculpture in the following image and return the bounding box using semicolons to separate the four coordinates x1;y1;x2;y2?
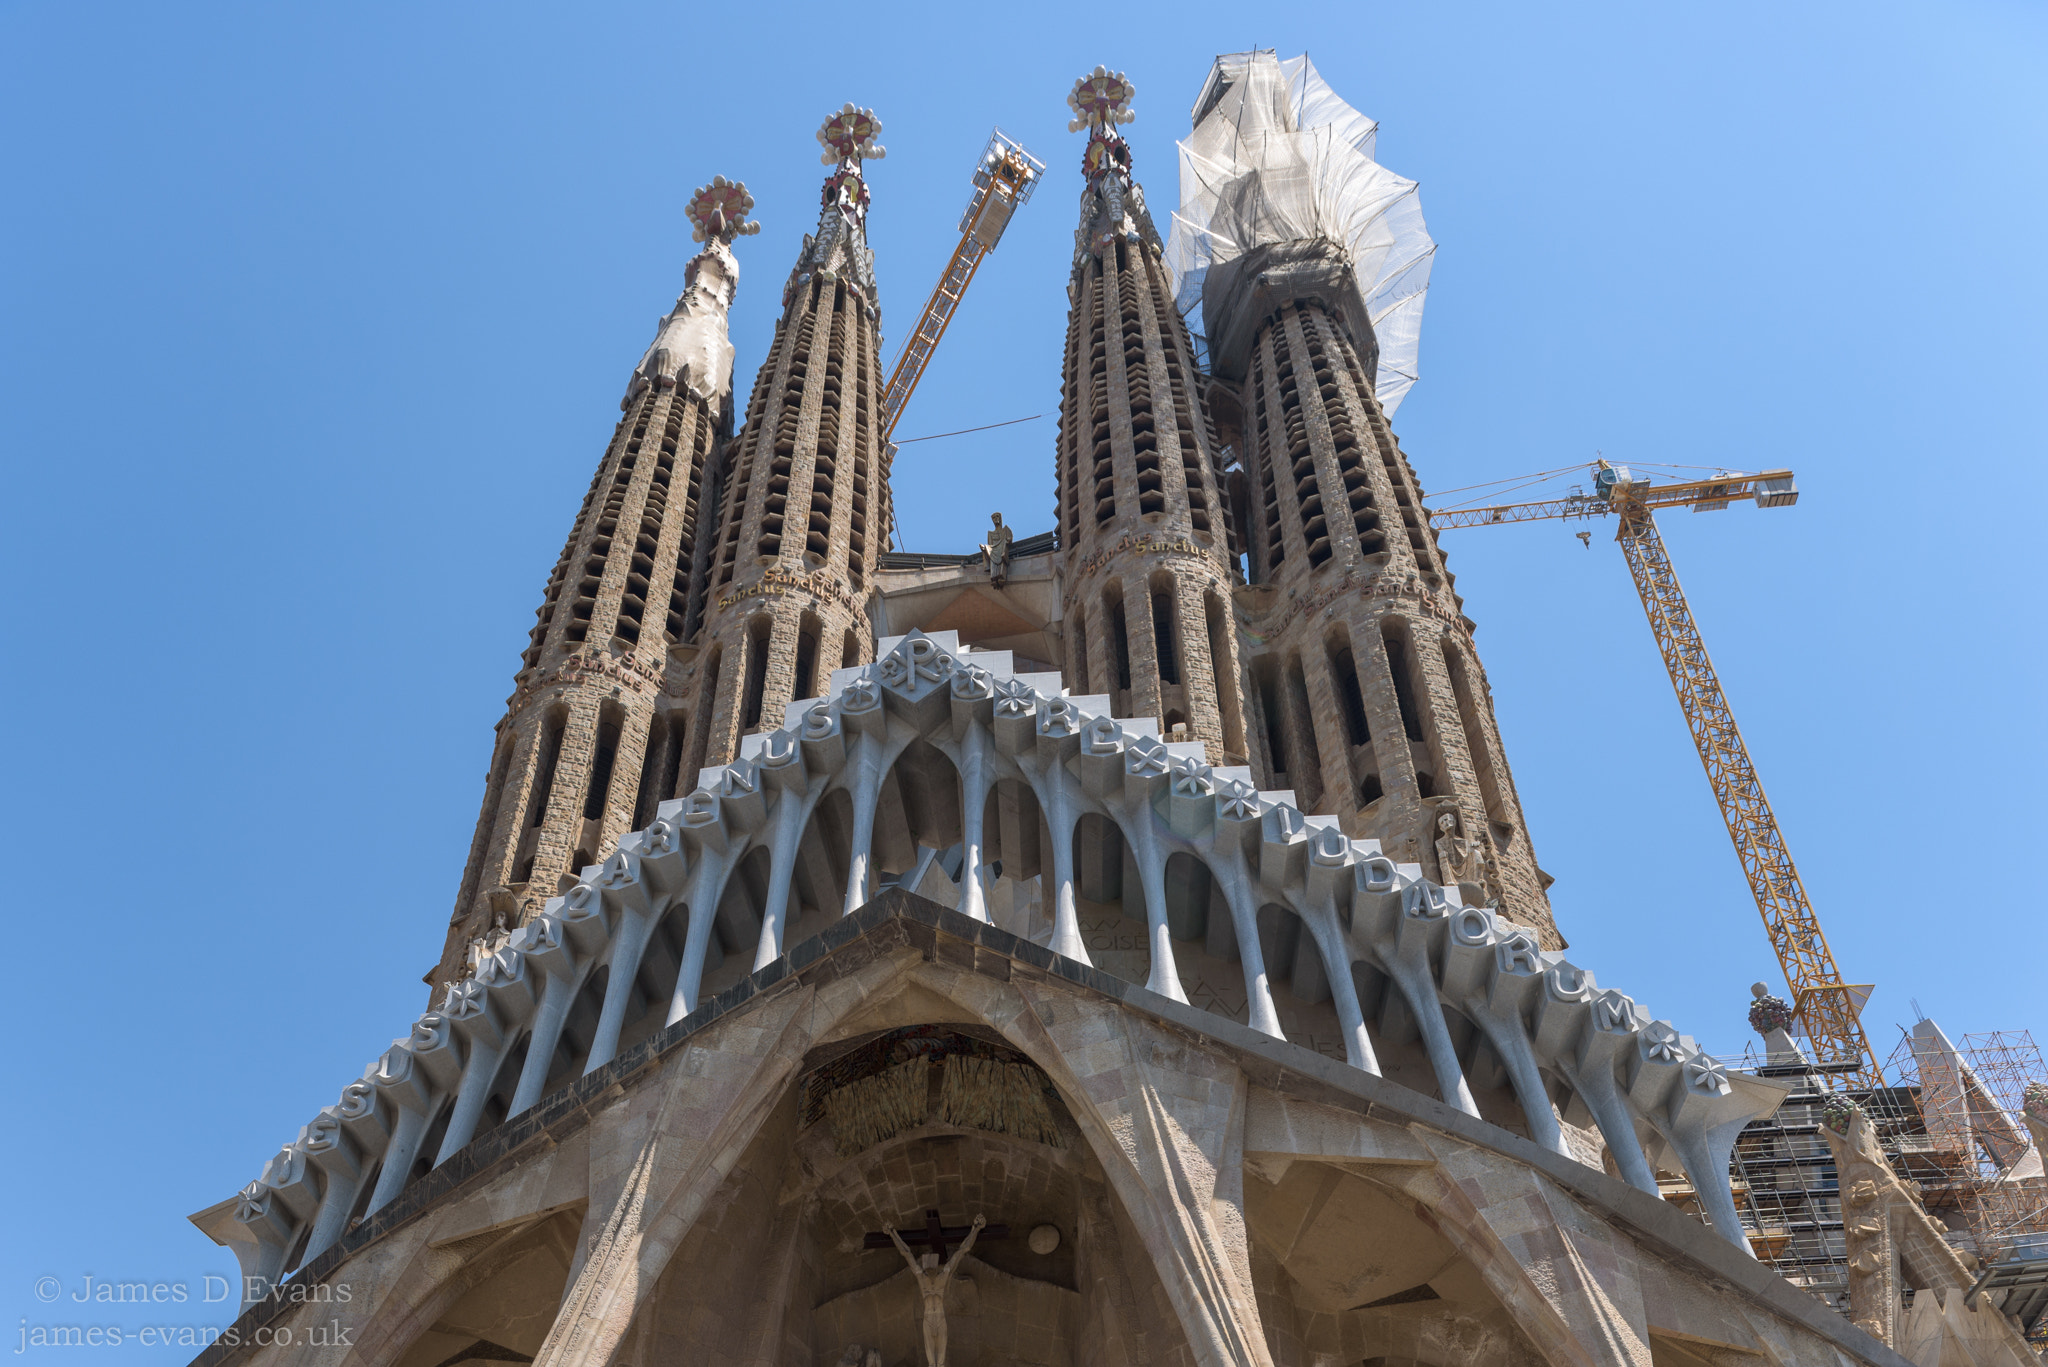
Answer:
1433;808;1489;894
888;1213;985;1367
982;513;1013;589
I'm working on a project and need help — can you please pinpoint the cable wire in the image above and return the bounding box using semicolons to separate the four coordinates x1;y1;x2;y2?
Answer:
892;413;1045;444
1423;463;1587;501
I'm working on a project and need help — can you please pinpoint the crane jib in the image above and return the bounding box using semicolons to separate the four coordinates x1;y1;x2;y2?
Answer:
1424;463;1877;1087
879;129;1045;441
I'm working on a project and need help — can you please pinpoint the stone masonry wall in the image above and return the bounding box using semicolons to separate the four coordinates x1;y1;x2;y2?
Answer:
1228;299;1558;945
432;349;728;994
685;234;889;772
1056;203;1244;764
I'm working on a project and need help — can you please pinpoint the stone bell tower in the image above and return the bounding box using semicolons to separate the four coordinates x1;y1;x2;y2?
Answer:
199;55;1948;1367
1184;52;1558;944
687;104;895;774
428;179;759;991
1052;68;1250;768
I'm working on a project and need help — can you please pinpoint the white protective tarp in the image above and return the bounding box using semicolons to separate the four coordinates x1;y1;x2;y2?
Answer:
1165;52;1435;413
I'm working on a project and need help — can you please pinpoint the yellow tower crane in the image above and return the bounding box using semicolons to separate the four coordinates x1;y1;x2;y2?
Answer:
879;129;1044;440
1427;463;1882;1091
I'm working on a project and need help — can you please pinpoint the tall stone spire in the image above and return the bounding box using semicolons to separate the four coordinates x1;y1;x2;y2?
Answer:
429;179;758;991
687;105;894;772
1183;53;1558;943
1054;68;1250;766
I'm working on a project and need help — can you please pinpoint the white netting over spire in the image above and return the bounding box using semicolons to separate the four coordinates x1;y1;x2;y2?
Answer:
1165;52;1435;413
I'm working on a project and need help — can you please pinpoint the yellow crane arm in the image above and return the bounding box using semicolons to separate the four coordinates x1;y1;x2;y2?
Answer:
1428;463;1882;1089
1610;500;1881;1089
879;130;1043;440
1424;468;1798;529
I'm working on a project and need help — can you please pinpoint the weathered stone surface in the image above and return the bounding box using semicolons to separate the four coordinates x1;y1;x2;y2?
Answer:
1819;1101;2037;1365
194;895;1913;1367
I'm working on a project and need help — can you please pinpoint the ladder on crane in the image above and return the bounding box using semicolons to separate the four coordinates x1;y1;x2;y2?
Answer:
1428;463;1883;1091
879;129;1044;440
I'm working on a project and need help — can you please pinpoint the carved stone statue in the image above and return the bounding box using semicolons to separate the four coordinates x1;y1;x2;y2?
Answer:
1433;809;1488;892
462;907;513;979
982;513;1013;589
834;1347;881;1367
888;1213;984;1367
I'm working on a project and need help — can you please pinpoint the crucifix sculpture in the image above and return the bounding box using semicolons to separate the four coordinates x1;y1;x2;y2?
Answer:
862;1211;1007;1366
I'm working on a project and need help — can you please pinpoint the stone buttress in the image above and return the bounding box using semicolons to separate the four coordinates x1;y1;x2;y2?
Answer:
1053;70;1250;770
686;106;893;776
430;181;757;992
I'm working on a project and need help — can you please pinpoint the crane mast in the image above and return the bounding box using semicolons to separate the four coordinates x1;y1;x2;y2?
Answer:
879;129;1043;440
1430;464;1882;1090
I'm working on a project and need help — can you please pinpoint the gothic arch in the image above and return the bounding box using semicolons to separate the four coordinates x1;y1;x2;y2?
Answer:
1071;811;1149;989
980;776;1048;941
1242;1161;1549;1367
368;1208;587;1367
783;786;855;953
1250;903;1349;1062
874;737;964;891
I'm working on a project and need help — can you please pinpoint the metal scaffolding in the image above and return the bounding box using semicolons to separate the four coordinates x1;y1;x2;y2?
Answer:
1886;1027;2048;1268
1726;1026;2048;1345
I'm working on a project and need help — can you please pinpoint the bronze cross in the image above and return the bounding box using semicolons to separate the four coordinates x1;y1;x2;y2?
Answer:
862;1209;1008;1263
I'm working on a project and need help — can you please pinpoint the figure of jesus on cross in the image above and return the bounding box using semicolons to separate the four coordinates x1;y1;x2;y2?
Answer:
886;1211;986;1367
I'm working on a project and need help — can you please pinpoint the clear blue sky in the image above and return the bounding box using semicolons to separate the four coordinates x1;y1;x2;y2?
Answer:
3;1;2042;1355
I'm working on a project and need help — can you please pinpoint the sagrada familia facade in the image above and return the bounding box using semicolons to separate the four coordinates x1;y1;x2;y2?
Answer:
190;53;2028;1367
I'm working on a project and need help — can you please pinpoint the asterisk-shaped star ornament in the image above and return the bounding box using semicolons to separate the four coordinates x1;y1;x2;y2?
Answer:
686;177;760;245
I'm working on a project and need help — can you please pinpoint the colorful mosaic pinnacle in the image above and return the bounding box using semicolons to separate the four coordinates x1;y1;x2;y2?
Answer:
1067;65;1136;131
820;164;872;228
1070;67;1136;187
1822;1094;1863;1136
817;102;886;166
1747;990;1795;1036
685;177;761;245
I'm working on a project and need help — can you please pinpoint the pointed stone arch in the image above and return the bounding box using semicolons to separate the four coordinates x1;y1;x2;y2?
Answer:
1072;811;1149;988
1141;848;1261;1036
874;737;964;900
1348;958;1441;1102
782;785;855;950
980;776;1048;943
610;899;692;1057
1246;903;1349;1063
1241;1157;1551;1367
377;1209;587;1367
